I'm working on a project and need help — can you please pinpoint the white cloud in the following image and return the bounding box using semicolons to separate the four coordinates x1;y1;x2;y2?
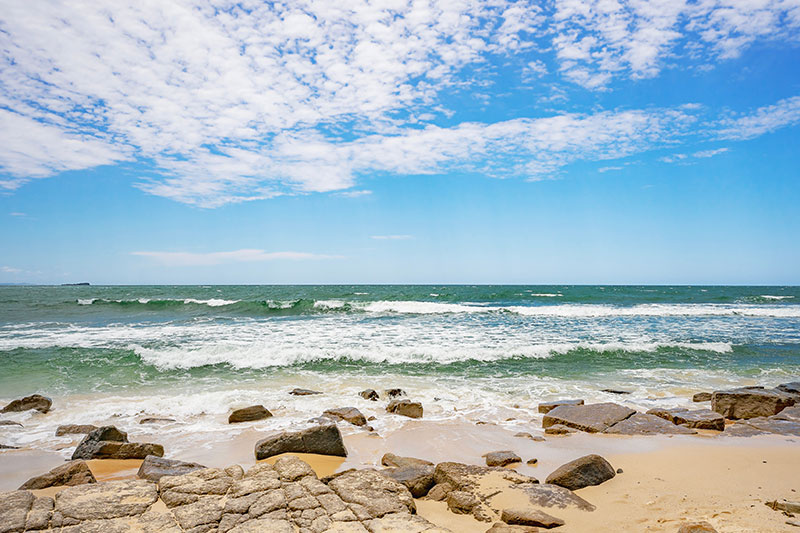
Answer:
660;145;729;163
336;190;373;198
693;147;729;158
717;96;800;140
9;212;27;217
1;266;22;273
371;235;414;240
131;249;343;267
598;166;623;173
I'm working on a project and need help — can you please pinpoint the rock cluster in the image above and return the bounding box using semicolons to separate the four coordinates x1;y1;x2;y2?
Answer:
71;425;164;460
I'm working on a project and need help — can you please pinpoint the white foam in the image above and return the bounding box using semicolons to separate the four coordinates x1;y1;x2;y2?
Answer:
183;298;239;306
314;300;347;309
761;295;794;300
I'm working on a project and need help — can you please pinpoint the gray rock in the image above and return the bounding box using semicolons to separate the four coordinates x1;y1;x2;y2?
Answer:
692;392;712;402
1;394;52;414
677;522;718;532
360;389;380;401
289;388;322;396
254;423;347;459
766;499;800;513
773;405;800;422
56;424;98;436
501;508;564;528
0;443;19;449
386;399;423;418
447;490;479;514
545;454;616;491
521;483;595;511
0;490;55;533
386;388;407;398
605;413;697;435
537;399;584;414
426;483;453;501
72;426;164;460
721;422;771;437
369;512;450;532
648;408;725;431
137;455;206;482
485;451;521;467
601;389;631;395
55;479;158;521
19;459;96;489
544;424;575;435
328;468;416;518
711;388;795;419
777;382;800;395
324;407;367;426
542;402;636;433
740;417;800;436
228;405;272;423
381;453;434;469
384;465;435;497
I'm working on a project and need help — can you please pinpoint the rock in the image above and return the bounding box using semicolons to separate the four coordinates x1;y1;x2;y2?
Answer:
360;389;380;401
486;523;540;533
545;454;616;491
384;465;435;497
542;402;636;433
0;420;23;427
426;483;453;501
601;389;631;395
712;388;795;419
0;443;19;449
369;513;450;532
773;405;800;422
0;491;54;533
328;468;416;518
447;490;479;514
139;417;176;424
722;422;771;437
71;425;164;460
537;399;584;414
485;451;522;467
324;407;367;426
544;424;575;435
605;413;697;435
229;405;273;423
386;388;406;398
1;394;52;414
137;455;206;482
386;399;423;418
255;423;347;459
521;484;595;511
777;382;800;395
501;508;564;528
740;417;800;436
677;522;717;532
55;424;98;436
766;499;800;513
616;468;623;474
19;459;96;489
647;408;725;431
55;479;158;521
527;458;538;465
290;388;322;396
381;453;434;469
693;392;712;402
788;520;800;528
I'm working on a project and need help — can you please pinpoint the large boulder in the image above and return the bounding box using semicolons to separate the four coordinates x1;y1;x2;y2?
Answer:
324;407;367;426
386;399;423;419
545;454;616;491
485;451;521;467
19;460;96;489
501;508;564;528
254;423;347;459
383;465;435;497
711;388;795;419
542;403;635;433
56;424;98;436
537;399;584;414
1;394;52;414
604;413;696;435
137;455;206;482
229;405;273;423
72;425;164;460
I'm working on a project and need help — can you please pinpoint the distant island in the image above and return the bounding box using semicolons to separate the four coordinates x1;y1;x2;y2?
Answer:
60;282;90;286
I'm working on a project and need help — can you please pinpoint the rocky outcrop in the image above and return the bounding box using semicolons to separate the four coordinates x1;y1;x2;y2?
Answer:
328;467;417;518
254;423;347;459
711;388;795;419
381;453;434;469
386;399;423;418
537;399;584;414
71;425;164;460
692;392;712;402
604;413;697;435
229;405;273;423
55;424;98;436
647;408;725;431
360;389;379;401
545;454;616;491
542;402;635;433
18;460;96;490
501;508;564;528
137;455;206;482
323;407;367;427
383;465;435;497
484;451;521;467
289;388;322;396
734;417;800;436
1;394;52;414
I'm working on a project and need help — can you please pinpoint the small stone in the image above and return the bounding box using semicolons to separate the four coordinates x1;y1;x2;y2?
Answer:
289;388;322;396
501;508;565;528
139;417;176;424
544;424;575;435
136;455;205;482
545;454;616;491
693;392;712;402
55;424;98;436
386;388;406;398
254;423;347;459
601;389;631;395
527;458;538;465
766;500;800;514
0;420;23;427
486;523;540;533
381;453;434;469
323;407;367;426
616;468;623;474
386;399;423;418
426;483;453;501
360;389;379;401
228;405;272;423
484;451;521;467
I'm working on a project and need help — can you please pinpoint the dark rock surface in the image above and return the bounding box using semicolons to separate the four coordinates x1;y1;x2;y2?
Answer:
254;423;347;459
55;424;98;436
1;394;52;414
386;388;407;398
228;405;273;423
501;507;564;528
604;413;697;435
0;420;23;427
386;399;423;418
289;388;322;396
323;407;367;427
545;454;616;491
692;392;712;402
359;389;380;401
484;451;522;467
647;408;725;431
140;417;177;424
542;402;636;433
18;460;96;490
137;455;206;482
71;425;164;460
383;465;436;497
537;399;584;414
712;388;795;419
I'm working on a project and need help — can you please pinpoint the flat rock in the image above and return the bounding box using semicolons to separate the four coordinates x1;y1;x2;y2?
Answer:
648;408;725;431
544;424;575;435
360;389;380;401
19;459;96;489
773;405;800;422
55;479;158;521
328;468;416;518
386;399;423;418
545;454;616;491
722;422;771;437
520;483;595;511
677;522;718;532
605;413;696;435
139;417;176;424
137;455;206;482
56;424;98;436
324;407;367;426
537;399;584;414
777;381;800;394
382;453;434;469
255;423;347;459
368;512;450;532
501;508;564;528
1;394;52;414
740;417;800;436
384;465;435;497
0;420;23;427
0;491;54;532
542;402;635;433
601;389;631;395
229;405;273;423
485;451;521;467
712;388;795;419
766;499;800;513
289;388;322;396
692;392;712;402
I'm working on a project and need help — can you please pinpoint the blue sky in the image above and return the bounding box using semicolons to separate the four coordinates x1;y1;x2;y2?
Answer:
1;0;799;284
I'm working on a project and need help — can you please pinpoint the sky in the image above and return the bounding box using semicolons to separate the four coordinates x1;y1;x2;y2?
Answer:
1;0;799;285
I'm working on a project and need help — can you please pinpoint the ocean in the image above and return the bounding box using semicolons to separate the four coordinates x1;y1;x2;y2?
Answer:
1;285;799;459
